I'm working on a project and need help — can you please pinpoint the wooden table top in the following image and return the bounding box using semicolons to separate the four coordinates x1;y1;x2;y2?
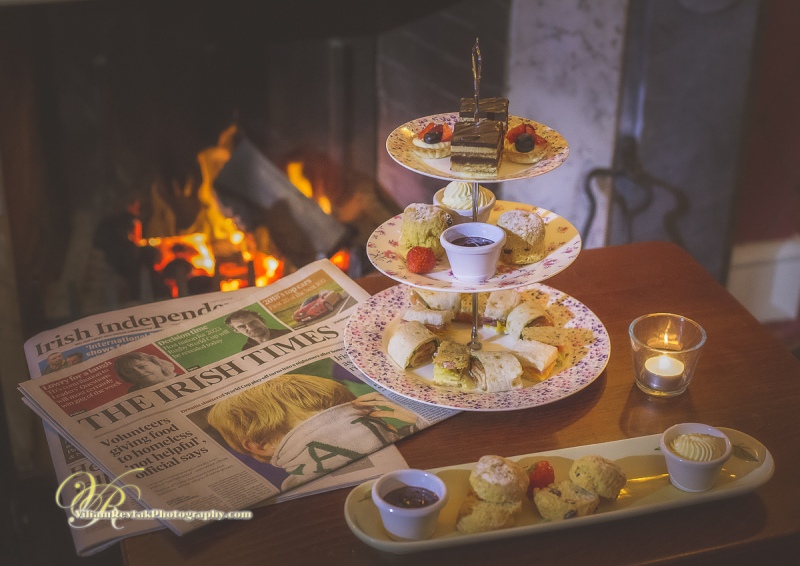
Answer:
121;242;800;565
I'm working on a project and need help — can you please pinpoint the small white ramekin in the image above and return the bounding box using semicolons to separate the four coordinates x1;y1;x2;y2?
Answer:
660;423;732;492
440;223;506;282
371;469;448;541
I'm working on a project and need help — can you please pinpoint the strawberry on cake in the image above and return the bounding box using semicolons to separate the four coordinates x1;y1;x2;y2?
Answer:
412;122;453;159
504;122;548;164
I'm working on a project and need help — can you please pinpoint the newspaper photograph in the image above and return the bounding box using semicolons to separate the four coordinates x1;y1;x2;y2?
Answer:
23;259;454;552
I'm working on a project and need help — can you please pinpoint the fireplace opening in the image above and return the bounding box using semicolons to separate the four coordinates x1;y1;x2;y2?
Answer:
1;0;420;338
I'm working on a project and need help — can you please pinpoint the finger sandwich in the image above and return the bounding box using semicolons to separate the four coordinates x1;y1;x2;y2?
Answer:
387;321;439;369
511;338;558;381
408;288;461;316
505;301;554;339
402;304;454;332
432;340;472;388
483;289;522;332
469;350;523;393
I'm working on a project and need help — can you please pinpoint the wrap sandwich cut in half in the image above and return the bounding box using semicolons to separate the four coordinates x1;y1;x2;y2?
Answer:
409;288;461;315
387;321;439;369
469;350;523;393
505;301;554;339
511;338;558;381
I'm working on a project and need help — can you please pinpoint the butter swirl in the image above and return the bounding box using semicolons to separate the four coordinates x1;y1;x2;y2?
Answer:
669;433;725;461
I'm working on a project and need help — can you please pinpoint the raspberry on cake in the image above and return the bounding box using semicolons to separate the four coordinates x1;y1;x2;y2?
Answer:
412;122;452;159
504;122;549;164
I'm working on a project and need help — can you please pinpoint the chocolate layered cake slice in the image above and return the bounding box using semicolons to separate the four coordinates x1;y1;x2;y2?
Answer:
450;119;505;176
459;97;509;125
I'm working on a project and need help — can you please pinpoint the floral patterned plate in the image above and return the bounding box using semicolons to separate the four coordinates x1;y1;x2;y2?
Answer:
386;113;569;182
344;283;610;411
367;201;581;292
345;428;773;554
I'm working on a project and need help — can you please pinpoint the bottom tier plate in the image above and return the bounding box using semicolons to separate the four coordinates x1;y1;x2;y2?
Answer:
344;283;610;411
344;428;773;554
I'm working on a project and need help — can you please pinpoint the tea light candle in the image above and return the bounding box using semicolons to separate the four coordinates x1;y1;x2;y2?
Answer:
643;355;685;391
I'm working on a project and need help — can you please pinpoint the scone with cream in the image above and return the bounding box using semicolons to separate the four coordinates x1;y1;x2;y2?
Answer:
456;455;529;534
469;455;529;504
497;209;546;265
568;455;627;500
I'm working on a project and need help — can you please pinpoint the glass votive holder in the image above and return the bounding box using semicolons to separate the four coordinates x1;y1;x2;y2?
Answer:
629;313;707;397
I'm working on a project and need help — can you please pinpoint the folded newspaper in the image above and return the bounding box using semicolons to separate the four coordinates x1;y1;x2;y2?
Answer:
21;259;457;555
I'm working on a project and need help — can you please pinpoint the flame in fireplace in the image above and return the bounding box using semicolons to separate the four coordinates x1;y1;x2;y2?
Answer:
134;126;285;298
133;125;348;298
286;158;348;266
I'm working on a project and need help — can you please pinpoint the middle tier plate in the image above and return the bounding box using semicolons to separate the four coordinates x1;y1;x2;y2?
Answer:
344;283;610;411
367;201;581;292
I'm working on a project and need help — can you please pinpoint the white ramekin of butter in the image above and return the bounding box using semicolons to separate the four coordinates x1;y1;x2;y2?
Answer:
660;423;732;492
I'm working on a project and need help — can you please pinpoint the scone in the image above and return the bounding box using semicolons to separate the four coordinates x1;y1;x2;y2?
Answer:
456;491;522;534
398;203;450;258
497;209;546;265
568;455;627;500
468;455;529;504
533;480;600;521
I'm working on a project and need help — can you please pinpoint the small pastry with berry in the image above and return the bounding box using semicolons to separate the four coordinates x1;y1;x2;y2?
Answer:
412;121;453;159
504;122;548;164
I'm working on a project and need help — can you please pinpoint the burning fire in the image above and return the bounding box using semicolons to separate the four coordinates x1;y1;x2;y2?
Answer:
131;126;348;297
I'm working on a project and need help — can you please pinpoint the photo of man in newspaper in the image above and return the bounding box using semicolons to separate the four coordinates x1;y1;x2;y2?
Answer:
114;350;181;392
41;351;68;375
224;307;291;351
196;360;421;491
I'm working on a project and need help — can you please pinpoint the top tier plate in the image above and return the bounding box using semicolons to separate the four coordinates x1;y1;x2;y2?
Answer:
386;112;569;182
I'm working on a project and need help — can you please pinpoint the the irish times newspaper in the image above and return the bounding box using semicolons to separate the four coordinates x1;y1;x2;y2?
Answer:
21;259;457;555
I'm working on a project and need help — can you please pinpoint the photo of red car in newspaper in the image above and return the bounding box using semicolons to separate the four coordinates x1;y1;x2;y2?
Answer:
292;289;344;324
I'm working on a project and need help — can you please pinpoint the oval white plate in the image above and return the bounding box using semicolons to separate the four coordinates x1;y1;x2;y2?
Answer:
386;113;569;182
344;428;774;554
367;201;581;292
344;283;610;411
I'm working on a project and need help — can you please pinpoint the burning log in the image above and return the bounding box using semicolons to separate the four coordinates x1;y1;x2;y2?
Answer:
213;135;350;268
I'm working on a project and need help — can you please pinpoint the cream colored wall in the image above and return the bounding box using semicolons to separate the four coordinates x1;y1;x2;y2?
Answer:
502;0;628;249
727;236;800;323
